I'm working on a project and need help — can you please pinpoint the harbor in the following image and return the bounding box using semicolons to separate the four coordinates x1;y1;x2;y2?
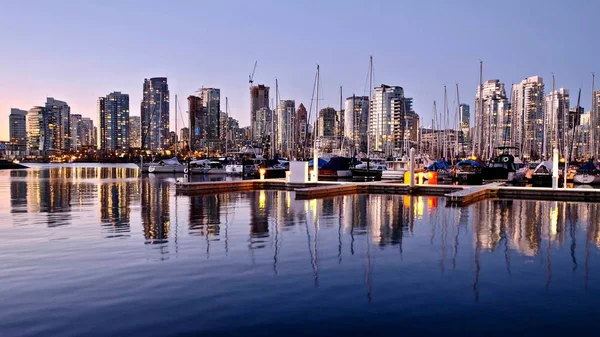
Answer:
3;163;600;336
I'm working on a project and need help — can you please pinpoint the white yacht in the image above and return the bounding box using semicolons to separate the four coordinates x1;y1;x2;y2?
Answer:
148;157;185;173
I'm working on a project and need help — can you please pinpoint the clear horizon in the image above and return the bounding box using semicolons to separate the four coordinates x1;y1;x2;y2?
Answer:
1;0;598;140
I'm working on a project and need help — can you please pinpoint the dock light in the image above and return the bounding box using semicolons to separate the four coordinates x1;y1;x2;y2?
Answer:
259;168;266;180
471;155;477;160
560;158;565;163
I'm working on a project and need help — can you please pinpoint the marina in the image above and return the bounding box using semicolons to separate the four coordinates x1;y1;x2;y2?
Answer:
3;164;600;336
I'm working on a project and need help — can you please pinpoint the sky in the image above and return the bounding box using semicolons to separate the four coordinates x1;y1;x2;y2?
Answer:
1;0;599;140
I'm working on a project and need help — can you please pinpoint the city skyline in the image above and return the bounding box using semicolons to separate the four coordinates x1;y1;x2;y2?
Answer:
1;1;599;141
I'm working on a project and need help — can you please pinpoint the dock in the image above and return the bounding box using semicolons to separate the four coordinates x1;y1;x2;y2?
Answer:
176;179;464;199
445;182;504;206
176;178;600;206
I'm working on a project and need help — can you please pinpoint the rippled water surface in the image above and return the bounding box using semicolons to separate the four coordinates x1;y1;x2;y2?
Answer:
2;164;600;336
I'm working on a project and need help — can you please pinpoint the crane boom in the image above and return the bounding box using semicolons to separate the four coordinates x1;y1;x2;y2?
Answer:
249;61;258;86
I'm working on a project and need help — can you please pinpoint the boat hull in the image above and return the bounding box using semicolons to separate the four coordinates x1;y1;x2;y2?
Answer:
382;169;407;180
531;173;564;187
225;165;244;175
0;160;28;170
456;172;483;185
351;168;382;180
319;169;352;178
573;174;600;185
148;165;185;173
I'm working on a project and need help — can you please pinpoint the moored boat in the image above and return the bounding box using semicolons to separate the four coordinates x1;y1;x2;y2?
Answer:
382;158;410;180
454;159;483;185
319;157;352;179
148;157;185;173
531;160;564;187
0;159;28;170
225;163;244;175
573;160;600;185
351;159;384;180
426;159;453;181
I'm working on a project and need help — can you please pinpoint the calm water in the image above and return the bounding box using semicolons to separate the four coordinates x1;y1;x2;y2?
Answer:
1;164;600;336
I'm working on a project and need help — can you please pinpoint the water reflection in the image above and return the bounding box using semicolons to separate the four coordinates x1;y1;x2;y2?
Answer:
5;166;600;295
141;176;170;244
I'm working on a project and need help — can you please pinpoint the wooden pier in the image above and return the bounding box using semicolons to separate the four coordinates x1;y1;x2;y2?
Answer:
176;178;600;206
176;179;463;199
445;182;504;206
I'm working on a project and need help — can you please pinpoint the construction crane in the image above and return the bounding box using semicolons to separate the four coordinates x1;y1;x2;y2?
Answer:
248;61;257;87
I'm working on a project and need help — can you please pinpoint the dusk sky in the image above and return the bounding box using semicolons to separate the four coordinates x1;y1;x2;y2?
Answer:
1;0;598;140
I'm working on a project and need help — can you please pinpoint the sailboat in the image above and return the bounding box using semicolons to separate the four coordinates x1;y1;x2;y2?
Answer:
351;56;383;180
224;97;244;175
148;94;185;173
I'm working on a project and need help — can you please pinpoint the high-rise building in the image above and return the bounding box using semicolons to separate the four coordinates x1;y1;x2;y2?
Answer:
344;95;369;155
92;126;98;148
45;97;71;152
201;88;221;141
168;131;178;149
295;104;308;156
9;108;27;154
255;107;272;144
511;76;544;159
474;80;509;159
317;107;337;138
188;95;203;151
404;98;414;117
460;104;470;129
26;106;52;155
98;91;130;152
336;109;344;138
141;77;169;151
250;85;270;139
81;117;95;147
543;88;569;157
70;114;83;151
568;106;584;130
180;127;189;144
459;104;470;153
276;100;295;157
403;110;421;154
129;116;141;149
369;85;405;155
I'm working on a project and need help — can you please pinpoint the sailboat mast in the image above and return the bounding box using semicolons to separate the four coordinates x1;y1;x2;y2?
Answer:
313;65;320;179
367;56;372;159
175;94;178;156
225;97;229;158
443;85;448;159
433;101;438;158
456;83;461;157
592;73;596;159
339;86;344;155
552;74;556;156
273;79;278;159
477;61;483;158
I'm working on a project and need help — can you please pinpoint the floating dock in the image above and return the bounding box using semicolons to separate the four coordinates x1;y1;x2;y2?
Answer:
176;179;463;199
176;179;600;206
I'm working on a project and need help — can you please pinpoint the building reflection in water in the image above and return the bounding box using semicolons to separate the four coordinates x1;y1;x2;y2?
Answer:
141;176;170;244
9;170;28;213
98;168;138;238
8;166;141;229
21;167;73;227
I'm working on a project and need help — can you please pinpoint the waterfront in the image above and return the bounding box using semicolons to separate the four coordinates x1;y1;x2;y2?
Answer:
2;165;600;336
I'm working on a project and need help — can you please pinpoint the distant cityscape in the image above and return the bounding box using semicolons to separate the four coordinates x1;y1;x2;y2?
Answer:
3;71;600;162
